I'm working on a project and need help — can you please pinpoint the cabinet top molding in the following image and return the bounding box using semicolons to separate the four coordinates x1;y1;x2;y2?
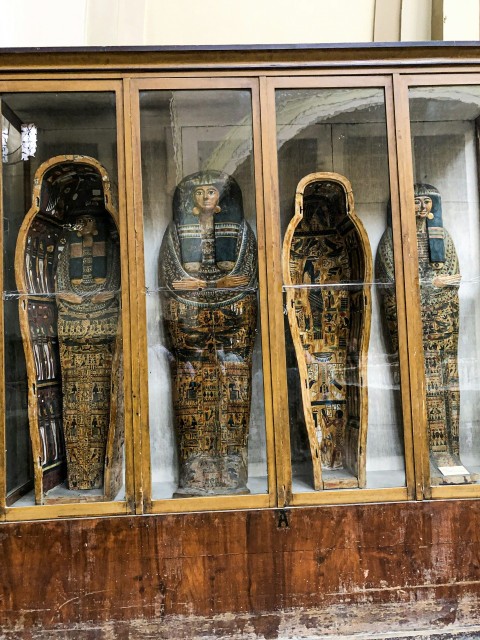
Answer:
1;42;480;73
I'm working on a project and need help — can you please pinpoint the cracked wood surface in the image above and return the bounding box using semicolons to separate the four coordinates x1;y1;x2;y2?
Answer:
1;501;480;636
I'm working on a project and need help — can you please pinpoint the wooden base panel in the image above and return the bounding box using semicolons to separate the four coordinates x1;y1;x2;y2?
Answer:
291;486;408;505
149;492;272;514
2;500;480;634
43;487;112;505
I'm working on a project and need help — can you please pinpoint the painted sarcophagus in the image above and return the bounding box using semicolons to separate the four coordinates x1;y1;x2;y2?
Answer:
15;156;123;503
376;183;475;485
283;172;372;489
159;170;258;497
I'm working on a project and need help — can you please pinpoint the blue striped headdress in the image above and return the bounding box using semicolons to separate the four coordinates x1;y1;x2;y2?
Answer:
414;183;445;265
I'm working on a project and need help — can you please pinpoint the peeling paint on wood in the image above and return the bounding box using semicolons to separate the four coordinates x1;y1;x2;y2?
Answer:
1;502;480;637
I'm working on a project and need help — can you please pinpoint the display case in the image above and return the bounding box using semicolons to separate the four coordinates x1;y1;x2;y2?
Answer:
399;76;480;498
130;80;274;512
264;80;410;505
3;49;480;521
1;84;133;518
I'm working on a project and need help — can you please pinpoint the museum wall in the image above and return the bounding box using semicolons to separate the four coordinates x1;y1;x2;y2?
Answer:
1;0;480;48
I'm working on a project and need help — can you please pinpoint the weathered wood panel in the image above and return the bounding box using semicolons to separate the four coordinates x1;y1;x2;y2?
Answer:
1;501;480;637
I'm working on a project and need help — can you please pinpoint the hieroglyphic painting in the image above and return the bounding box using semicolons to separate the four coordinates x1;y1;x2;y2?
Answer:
377;183;472;484
16;157;123;501
283;173;371;489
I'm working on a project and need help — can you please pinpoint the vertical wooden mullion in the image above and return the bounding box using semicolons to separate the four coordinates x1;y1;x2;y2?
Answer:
259;76;292;507
384;77;416;500
0;97;6;519
392;74;430;500
251;79;277;506
117;79;137;513
126;79;152;513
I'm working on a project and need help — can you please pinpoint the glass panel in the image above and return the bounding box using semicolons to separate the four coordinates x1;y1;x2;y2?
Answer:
1;92;125;506
140;89;267;500
275;87;405;492
409;85;480;486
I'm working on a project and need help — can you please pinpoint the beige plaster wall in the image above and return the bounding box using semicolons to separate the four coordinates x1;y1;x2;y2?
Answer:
140;0;377;46
443;0;480;40
0;0;478;49
0;0;87;48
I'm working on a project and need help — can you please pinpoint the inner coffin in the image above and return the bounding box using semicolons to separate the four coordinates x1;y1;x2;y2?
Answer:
283;173;372;490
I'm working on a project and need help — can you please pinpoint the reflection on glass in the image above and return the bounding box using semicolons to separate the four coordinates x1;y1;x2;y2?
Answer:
140;90;267;499
1;92;123;505
276;87;405;492
409;86;480;484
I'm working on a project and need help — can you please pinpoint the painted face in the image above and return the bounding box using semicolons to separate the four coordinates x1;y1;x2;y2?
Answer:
414;196;433;219
193;185;220;214
76;215;97;236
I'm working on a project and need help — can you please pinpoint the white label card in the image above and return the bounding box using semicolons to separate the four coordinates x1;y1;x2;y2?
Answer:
438;465;469;477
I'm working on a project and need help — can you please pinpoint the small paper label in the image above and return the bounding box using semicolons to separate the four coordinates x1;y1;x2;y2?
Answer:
438;465;469;477
21;123;37;161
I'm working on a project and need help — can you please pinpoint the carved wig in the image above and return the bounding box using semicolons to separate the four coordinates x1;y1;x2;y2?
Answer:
414;182;446;264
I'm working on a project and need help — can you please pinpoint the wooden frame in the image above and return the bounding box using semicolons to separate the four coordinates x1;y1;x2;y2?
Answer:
261;75;416;506
393;72;480;500
1;48;480;520
128;77;276;513
0;79;135;519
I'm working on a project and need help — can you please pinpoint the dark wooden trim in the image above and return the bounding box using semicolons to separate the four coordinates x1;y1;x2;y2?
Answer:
5;480;33;506
1;41;480;53
0;44;480;74
1;100;22;132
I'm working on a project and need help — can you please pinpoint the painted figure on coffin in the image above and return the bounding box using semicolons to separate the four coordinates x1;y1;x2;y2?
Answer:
16;157;123;502
55;204;121;490
283;173;372;490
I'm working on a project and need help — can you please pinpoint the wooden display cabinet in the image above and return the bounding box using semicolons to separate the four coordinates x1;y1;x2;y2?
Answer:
2;44;480;637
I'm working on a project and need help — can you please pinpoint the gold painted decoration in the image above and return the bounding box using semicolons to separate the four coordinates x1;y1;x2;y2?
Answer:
15;156;123;503
159;171;258;497
283;173;372;490
376;183;475;485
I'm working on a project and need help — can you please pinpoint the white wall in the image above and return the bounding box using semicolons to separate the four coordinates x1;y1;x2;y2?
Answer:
443;0;480;40
141;0;376;46
1;0;479;48
4;0;476;48
0;0;87;47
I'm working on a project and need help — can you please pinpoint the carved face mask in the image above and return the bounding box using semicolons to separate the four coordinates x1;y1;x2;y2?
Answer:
192;185;221;216
414;196;434;220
